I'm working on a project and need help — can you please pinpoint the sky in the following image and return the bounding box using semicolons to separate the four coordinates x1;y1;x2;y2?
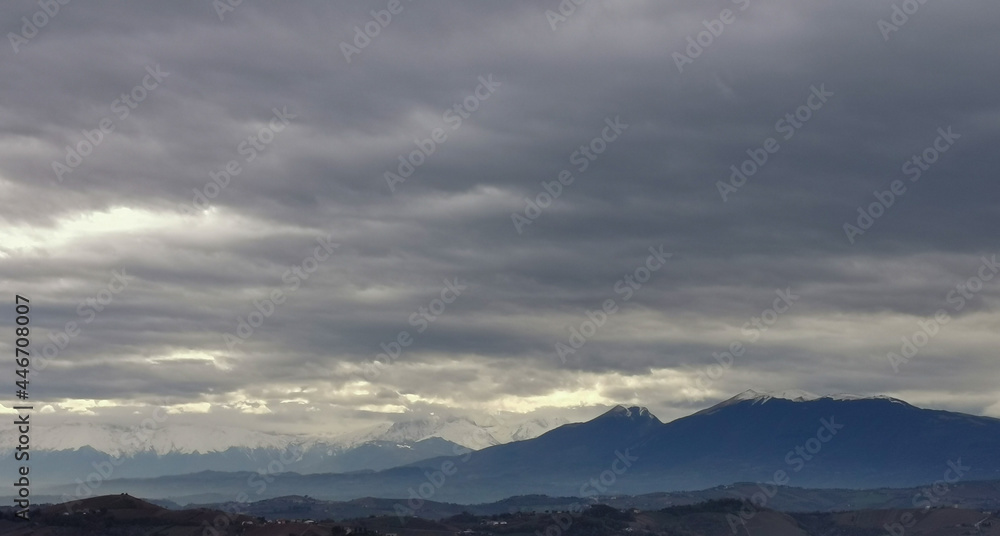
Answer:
1;0;998;435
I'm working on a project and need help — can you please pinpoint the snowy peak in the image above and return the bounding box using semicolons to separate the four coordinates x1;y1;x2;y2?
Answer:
698;389;911;415
823;393;911;405
0;422;305;457
731;389;820;403
600;405;661;423
507;417;570;442
355;416;501;450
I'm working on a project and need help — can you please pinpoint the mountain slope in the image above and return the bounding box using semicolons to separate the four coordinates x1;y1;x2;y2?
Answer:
636;391;1000;490
406;391;1000;499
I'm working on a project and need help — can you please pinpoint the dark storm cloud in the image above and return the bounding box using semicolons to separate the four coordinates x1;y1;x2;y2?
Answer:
1;0;998;430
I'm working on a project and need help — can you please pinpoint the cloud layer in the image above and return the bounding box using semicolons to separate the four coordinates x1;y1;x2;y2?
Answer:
1;0;998;432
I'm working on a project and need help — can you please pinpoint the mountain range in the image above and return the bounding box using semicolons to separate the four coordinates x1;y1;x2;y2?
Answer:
31;390;1000;504
0;414;567;486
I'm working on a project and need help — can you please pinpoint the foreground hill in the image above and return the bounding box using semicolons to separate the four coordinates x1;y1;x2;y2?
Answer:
190;480;1000;520
0;494;256;536
4;495;1000;536
37;391;1000;502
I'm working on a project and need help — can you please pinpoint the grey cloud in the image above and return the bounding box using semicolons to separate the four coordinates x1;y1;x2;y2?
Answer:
2;0;998;433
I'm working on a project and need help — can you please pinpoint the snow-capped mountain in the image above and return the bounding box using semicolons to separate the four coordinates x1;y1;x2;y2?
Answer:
0;413;569;486
0;414;567;456
0;422;302;457
695;388;909;415
333;417;495;450
331;415;569;451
